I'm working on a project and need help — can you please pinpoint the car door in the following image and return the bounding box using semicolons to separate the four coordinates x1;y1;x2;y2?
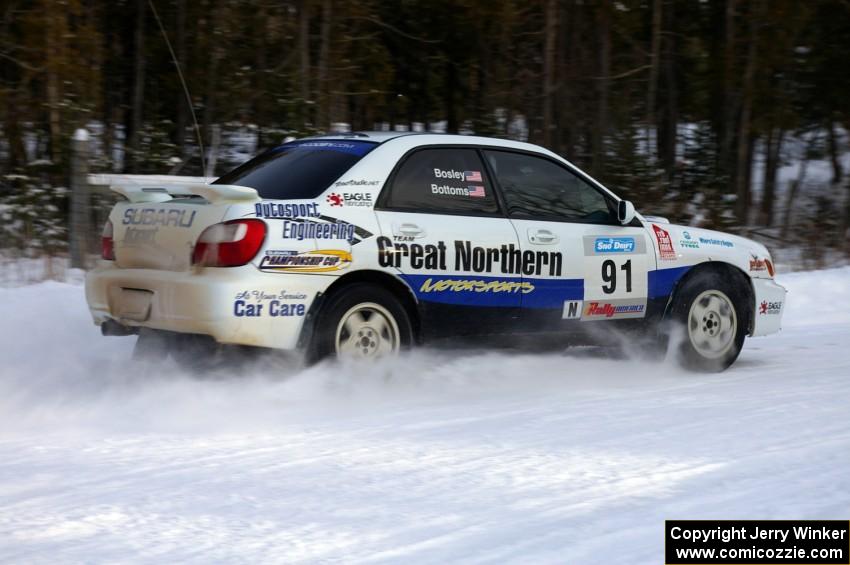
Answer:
374;146;523;335
482;149;651;329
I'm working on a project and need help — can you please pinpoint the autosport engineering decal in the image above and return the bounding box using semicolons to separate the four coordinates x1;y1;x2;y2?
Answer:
252;201;374;244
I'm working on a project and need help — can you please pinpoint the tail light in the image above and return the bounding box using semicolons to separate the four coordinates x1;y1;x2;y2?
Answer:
101;219;115;260
192;219;266;267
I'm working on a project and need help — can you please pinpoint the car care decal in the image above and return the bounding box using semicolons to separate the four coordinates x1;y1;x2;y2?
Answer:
652;224;676;261
759;300;782;315
233;290;308;317
258;250;352;273
377;237;562;277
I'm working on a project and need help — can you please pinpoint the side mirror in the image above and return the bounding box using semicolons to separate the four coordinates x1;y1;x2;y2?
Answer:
617;200;636;225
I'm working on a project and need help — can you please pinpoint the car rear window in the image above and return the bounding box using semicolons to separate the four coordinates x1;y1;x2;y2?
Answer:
213;140;377;200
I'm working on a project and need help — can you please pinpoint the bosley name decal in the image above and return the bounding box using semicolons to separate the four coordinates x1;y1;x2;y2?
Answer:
377;236;562;276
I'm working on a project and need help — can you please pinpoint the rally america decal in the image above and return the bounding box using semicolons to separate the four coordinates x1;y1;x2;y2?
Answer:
581;299;646;321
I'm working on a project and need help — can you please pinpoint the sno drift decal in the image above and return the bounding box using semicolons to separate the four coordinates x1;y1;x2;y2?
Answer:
583;235;646;255
377;237;562;276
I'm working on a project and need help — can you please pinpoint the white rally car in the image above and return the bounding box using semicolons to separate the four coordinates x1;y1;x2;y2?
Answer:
86;132;787;371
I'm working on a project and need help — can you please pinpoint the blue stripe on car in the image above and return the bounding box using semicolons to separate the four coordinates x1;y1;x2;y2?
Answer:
648;266;691;300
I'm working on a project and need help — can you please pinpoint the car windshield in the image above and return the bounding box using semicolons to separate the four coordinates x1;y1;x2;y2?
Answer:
213;139;378;200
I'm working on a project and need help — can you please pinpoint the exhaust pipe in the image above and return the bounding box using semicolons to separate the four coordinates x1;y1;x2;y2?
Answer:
101;319;139;337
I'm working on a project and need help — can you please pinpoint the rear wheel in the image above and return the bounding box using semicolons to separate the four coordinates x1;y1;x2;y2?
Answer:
670;269;748;372
309;283;413;362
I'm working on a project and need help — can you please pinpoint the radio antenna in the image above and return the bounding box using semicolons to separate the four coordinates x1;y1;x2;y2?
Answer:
147;0;207;179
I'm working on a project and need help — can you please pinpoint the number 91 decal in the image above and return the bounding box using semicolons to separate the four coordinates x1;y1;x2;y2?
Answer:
601;259;632;294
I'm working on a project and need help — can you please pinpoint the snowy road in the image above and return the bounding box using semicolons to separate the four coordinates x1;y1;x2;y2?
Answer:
1;268;849;563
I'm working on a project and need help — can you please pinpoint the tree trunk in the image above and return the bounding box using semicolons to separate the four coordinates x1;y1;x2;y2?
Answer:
646;0;662;160
593;2;610;176
127;0;146;172
254;4;267;147
174;0;187;150
3;90;28;169
659;5;678;182
541;0;557;148
781;138;811;241
299;0;311;128
827;121;843;186
202;0;223;174
317;0;332;131
44;5;63;163
721;0;737;183
735;1;760;224
759;127;784;227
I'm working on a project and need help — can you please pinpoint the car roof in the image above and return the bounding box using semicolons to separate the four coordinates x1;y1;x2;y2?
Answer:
308;131;543;152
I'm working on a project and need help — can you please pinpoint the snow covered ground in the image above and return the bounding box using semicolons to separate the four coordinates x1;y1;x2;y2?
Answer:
0;268;849;564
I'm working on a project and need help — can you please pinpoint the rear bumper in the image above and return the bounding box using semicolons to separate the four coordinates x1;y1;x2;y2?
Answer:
750;277;787;337
85;261;330;350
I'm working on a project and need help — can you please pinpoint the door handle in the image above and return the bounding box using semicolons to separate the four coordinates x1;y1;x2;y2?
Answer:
528;228;559;244
393;223;425;238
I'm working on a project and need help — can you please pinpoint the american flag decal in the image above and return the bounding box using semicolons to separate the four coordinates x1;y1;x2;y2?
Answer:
467;185;486;198
465;170;483;182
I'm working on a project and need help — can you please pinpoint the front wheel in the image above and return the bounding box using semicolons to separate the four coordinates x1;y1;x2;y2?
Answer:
670;270;748;372
308;283;414;363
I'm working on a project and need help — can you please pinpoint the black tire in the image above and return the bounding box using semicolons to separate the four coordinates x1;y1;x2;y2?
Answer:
307;283;414;363
668;268;748;372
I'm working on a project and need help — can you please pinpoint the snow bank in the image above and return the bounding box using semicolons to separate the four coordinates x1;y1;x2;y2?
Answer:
0;268;848;563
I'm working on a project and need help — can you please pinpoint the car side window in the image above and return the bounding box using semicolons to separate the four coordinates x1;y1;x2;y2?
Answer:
483;150;615;224
384;148;499;214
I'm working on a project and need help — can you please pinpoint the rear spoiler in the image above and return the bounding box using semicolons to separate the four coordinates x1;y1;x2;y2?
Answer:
86;175;260;204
